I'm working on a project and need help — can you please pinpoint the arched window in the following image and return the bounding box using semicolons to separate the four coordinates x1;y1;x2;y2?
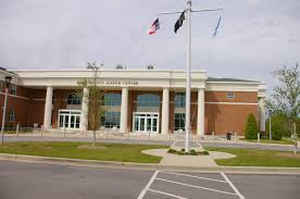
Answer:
137;94;160;107
67;94;81;105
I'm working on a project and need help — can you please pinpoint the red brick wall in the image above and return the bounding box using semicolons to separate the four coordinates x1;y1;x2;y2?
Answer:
205;91;257;103
204;91;258;136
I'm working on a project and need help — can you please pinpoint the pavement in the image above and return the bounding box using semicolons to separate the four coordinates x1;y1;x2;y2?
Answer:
1;160;300;199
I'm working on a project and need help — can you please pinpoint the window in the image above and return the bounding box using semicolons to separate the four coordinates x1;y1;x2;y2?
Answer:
8;110;16;121
174;93;185;108
227;92;235;99
9;84;17;95
101;111;120;128
103;93;121;106
67;94;81;105
174;113;185;131
137;94;160;107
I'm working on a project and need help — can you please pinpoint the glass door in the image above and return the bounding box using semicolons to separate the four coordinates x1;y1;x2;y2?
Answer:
133;112;159;134
58;110;81;130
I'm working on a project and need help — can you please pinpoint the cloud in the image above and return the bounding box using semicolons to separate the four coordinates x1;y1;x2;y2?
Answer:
0;0;299;90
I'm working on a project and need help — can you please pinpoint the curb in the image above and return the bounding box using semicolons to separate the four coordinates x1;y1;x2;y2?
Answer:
1;153;300;174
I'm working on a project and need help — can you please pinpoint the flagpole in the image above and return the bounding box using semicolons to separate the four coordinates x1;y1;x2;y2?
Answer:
185;0;192;153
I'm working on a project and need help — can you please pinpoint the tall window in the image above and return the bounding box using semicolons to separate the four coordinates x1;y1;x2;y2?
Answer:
101;112;120;128
174;93;185;108
67;94;81;105
137;94;160;107
8;110;16;122
103;93;121;106
10;84;17;95
174;113;185;131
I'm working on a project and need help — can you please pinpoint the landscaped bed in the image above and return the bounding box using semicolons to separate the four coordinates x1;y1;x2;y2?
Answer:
0;142;167;163
206;147;300;167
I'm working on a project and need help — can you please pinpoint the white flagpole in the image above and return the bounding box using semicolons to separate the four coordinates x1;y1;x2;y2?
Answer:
185;0;192;153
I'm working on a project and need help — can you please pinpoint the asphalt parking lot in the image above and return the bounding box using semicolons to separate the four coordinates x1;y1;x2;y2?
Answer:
0;160;300;199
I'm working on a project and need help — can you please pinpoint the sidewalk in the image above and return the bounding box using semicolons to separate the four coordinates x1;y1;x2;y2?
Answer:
7;132;296;147
142;149;235;168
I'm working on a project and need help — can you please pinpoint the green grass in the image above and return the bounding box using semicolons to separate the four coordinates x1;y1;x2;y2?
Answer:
240;138;295;145
0;142;166;163
206;147;300;167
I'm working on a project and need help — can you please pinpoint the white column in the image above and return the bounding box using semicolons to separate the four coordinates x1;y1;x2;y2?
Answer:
43;86;53;130
259;97;266;132
197;88;205;136
80;87;89;131
120;87;128;133
161;88;169;135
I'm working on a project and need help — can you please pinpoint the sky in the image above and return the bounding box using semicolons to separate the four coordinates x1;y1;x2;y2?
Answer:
0;0;299;91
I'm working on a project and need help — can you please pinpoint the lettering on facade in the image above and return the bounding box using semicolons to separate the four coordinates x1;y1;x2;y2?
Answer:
96;80;138;86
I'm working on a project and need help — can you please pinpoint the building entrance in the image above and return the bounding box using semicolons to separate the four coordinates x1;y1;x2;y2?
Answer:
58;109;81;130
133;112;159;134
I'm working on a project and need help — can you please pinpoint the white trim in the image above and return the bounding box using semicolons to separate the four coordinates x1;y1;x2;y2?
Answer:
205;102;258;105
0;91;30;101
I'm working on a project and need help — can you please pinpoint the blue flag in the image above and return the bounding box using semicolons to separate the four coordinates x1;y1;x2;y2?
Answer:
212;16;222;37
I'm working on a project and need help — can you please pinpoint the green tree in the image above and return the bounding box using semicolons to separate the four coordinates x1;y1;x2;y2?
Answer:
245;113;258;139
77;62;104;146
265;113;289;138
266;63;300;138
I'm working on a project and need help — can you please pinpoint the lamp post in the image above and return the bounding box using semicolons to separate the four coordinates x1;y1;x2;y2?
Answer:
1;76;12;144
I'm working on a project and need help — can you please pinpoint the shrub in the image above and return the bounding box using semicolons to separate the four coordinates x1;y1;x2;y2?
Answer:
168;148;177;154
190;149;197;155
271;120;282;140
245;113;258;139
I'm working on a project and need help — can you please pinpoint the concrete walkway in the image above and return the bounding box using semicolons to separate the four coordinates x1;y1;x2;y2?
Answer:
142;149;235;168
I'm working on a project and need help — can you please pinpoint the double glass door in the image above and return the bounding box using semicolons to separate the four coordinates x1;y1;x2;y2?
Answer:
58;110;81;130
133;112;159;134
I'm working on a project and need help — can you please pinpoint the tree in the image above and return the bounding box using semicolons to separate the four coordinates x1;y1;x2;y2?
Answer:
77;62;104;147
245;113;258;139
265;113;289;138
266;63;300;138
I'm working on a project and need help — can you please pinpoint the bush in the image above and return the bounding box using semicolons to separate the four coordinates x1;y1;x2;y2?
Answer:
265;113;290;137
245;113;258;139
271;120;282;140
168;148;177;154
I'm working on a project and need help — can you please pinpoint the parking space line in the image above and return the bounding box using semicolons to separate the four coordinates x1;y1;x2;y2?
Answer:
156;177;238;196
160;171;227;183
148;188;188;199
221;172;245;199
137;170;160;199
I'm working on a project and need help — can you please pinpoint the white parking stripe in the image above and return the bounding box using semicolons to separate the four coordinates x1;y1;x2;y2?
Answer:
137;170;159;199
148;188;188;199
156;177;238;196
221;172;245;199
160;171;227;183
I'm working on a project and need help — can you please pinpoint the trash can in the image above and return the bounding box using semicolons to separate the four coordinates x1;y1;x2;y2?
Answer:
226;132;232;141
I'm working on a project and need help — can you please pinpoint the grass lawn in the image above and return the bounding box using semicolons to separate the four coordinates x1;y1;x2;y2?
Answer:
0;142;166;163
240;138;295;145
206;147;300;167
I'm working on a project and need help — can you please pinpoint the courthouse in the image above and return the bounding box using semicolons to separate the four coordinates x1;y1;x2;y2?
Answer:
0;67;266;136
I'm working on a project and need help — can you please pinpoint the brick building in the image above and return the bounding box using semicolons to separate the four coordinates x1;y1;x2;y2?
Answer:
0;68;266;136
